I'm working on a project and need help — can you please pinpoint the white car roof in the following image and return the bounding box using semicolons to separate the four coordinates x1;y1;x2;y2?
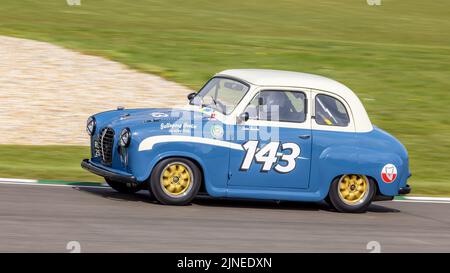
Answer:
215;69;373;133
216;69;353;95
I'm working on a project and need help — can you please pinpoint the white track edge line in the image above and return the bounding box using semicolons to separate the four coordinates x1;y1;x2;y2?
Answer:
0;181;108;189
393;199;450;204
403;196;450;202
0;178;38;183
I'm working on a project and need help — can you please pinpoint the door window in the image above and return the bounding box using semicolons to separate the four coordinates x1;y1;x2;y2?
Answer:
244;90;307;123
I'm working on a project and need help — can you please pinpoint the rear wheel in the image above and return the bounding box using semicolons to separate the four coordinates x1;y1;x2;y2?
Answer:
328;174;375;213
105;178;141;194
150;158;201;205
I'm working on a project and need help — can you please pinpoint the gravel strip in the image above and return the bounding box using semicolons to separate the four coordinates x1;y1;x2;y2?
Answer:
0;36;192;145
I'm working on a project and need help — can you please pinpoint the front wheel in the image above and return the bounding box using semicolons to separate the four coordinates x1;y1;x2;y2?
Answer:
327;174;375;213
150;158;201;205
105;178;141;194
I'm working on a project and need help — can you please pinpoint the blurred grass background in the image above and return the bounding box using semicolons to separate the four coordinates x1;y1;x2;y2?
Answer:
0;0;449;195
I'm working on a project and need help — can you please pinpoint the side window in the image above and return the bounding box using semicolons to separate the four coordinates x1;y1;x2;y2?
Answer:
315;94;350;127
244;90;306;123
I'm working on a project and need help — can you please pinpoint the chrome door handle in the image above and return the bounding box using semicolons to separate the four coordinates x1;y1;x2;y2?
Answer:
298;135;311;139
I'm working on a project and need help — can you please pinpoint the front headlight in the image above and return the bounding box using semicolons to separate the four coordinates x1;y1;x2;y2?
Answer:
119;128;131;147
86;116;96;136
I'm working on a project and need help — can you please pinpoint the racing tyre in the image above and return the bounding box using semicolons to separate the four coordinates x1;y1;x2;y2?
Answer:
150;158;201;205
105;178;141;194
328;174;375;213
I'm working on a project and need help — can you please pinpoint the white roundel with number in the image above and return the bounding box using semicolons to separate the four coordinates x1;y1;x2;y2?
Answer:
381;164;397;183
210;125;224;139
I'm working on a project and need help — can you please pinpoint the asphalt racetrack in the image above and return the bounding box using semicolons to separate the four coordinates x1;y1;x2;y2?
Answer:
0;183;449;252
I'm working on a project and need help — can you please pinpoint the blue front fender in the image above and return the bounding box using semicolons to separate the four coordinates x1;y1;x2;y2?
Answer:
130;141;231;198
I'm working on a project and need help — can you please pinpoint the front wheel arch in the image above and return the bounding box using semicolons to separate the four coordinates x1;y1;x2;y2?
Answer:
147;155;206;195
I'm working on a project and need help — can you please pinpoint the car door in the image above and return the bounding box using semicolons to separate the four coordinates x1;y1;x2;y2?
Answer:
228;89;312;189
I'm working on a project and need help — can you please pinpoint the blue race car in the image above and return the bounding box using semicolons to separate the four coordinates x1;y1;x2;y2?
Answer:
81;69;411;213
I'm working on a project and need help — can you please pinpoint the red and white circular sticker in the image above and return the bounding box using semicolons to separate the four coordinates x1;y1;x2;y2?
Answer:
381;164;397;183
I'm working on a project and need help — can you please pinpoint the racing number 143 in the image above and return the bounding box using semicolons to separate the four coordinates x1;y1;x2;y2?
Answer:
240;140;301;173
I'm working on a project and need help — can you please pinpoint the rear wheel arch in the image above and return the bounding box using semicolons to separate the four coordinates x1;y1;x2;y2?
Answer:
325;173;376;213
326;174;378;194
366;175;379;190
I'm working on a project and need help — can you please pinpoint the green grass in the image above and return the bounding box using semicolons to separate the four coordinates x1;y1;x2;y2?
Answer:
0;145;101;182
0;0;450;195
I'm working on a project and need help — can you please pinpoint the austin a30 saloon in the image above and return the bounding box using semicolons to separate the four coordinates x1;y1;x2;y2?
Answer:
82;69;411;212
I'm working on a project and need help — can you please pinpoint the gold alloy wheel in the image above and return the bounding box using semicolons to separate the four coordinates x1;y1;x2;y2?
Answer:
338;174;369;205
160;162;193;197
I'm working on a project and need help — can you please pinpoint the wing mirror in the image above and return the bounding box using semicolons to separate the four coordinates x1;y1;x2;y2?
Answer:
187;92;197;101
237;112;249;124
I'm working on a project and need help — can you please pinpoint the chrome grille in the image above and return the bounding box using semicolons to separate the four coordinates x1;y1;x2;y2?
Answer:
99;127;114;165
